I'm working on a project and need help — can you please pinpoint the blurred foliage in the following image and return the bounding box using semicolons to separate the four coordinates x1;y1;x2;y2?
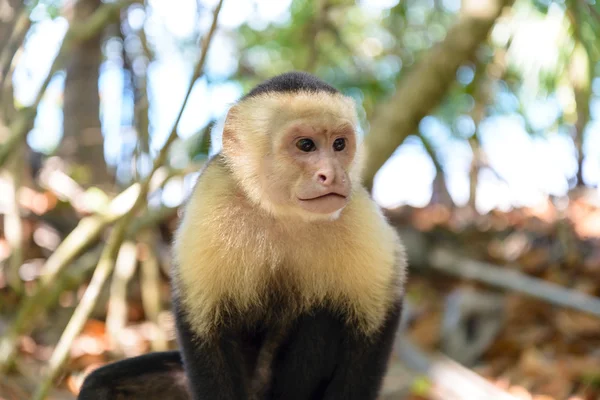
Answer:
230;0;459;135
1;0;600;399
9;0;599;194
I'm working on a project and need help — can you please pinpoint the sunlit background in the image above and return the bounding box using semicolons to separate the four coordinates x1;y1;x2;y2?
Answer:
2;0;600;398
17;0;600;214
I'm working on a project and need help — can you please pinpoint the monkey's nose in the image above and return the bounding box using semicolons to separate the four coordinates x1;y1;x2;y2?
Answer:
317;172;334;185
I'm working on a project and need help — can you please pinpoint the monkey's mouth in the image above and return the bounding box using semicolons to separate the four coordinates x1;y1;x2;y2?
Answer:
298;193;347;201
297;192;348;214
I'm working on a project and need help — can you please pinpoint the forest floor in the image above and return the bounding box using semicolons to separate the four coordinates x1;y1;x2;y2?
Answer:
1;189;600;399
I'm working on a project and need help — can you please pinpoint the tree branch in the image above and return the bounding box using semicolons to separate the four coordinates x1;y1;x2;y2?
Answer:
394;220;600;319
566;4;593;187
0;0;134;169
396;334;519;400
139;231;169;352
3;144;25;293
0;9;30;99
106;241;138;354
0;0;24;54
31;1;224;396
0;184;157;371
361;0;514;191
32;214;132;400
429;247;600;318
418;133;454;206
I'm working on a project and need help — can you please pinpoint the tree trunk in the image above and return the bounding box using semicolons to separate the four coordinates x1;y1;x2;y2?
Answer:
362;0;515;191
0;0;26;118
569;42;590;188
565;6;592;188
60;0;111;188
419;133;454;206
467;136;480;209
0;0;23;52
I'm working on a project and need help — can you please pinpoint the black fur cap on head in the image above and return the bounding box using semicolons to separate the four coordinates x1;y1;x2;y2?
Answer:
242;71;339;99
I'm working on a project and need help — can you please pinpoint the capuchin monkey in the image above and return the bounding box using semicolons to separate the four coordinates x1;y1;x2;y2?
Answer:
78;71;407;400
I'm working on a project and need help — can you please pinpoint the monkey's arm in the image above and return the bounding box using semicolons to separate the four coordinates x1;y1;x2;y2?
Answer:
173;297;249;400
323;297;403;400
77;351;190;400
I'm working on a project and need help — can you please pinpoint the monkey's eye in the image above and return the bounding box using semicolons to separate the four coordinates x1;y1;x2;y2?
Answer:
333;138;346;151
296;138;316;152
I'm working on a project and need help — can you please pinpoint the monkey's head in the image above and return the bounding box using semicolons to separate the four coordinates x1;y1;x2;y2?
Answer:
221;72;364;221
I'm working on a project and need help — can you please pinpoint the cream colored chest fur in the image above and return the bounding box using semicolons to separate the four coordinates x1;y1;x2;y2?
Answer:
173;162;406;337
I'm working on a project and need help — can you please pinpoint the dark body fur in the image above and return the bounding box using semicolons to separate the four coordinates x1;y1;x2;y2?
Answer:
79;293;402;400
173;280;403;399
77;350;189;399
77;72;405;400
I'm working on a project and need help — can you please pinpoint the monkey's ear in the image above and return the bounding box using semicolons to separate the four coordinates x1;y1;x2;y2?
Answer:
77;351;190;400
221;107;241;153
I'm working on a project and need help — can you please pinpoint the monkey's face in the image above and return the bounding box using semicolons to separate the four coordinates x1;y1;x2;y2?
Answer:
262;117;357;219
221;92;363;221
